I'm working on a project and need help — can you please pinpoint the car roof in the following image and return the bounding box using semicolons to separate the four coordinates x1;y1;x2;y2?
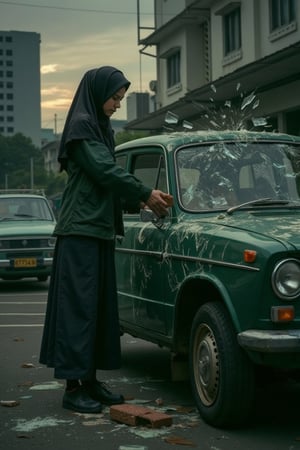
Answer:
116;130;300;152
0;194;47;199
0;189;47;200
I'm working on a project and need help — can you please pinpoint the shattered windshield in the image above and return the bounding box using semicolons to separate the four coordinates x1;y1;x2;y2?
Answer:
176;141;300;211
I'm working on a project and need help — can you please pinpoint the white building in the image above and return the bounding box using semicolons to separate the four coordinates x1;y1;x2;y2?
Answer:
0;31;41;147
130;0;300;135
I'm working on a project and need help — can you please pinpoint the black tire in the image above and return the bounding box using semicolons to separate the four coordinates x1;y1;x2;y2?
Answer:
189;301;255;428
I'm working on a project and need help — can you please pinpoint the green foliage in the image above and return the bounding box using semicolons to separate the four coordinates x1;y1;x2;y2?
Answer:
0;133;66;195
45;171;67;196
0;130;149;195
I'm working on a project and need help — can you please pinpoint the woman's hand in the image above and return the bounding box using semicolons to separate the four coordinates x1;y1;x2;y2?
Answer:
145;190;173;217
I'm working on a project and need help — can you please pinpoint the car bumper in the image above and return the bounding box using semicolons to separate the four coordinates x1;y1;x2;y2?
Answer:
238;329;300;353
0;258;53;268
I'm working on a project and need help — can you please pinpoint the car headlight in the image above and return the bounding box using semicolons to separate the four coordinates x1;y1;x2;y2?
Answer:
272;259;300;300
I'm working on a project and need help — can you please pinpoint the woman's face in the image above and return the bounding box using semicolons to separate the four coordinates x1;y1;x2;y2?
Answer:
103;87;126;117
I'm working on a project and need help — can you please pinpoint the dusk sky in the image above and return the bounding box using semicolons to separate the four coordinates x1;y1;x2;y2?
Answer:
0;0;156;132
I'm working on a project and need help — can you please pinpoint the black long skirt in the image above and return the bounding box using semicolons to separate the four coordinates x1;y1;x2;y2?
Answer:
39;235;121;380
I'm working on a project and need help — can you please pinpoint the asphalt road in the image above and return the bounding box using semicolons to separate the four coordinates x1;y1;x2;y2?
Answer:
1;279;300;450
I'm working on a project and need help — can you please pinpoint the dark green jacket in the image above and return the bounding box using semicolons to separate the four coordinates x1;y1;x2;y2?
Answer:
54;140;152;239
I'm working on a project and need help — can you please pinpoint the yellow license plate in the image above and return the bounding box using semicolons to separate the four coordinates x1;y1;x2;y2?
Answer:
14;258;37;268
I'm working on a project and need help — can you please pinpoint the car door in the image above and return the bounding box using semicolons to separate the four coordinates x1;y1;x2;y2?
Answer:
115;147;171;335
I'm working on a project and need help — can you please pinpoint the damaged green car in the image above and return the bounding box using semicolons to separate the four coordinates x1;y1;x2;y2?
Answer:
115;130;300;427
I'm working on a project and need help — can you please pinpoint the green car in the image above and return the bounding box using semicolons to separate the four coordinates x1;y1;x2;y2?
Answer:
115;130;300;428
0;191;56;282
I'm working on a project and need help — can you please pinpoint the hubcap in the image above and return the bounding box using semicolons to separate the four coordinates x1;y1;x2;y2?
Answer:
194;324;219;406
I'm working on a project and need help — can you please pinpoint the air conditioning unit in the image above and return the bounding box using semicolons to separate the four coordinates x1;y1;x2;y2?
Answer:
149;80;157;93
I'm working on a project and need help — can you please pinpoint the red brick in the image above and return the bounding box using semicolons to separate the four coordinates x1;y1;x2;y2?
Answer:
110;404;172;428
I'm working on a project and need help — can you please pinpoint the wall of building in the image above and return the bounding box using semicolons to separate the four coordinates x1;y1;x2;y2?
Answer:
157;27;186;106
211;0;258;78
154;0;185;28
210;0;300;79
260;0;300;56
186;22;210;89
0;31;41;147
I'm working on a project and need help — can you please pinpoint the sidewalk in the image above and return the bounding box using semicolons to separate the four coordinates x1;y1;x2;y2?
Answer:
0;328;199;450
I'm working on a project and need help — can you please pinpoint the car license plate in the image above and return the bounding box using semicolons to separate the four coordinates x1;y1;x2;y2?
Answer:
14;258;37;268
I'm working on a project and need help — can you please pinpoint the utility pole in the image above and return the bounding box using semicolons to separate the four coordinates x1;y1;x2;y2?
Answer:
54;113;57;136
30;158;34;189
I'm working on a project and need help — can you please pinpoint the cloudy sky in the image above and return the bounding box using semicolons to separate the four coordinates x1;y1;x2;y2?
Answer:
0;0;156;132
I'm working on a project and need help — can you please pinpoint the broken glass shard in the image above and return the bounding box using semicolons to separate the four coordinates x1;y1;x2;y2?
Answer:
241;92;256;111
165;111;179;125
182;120;193;130
252;117;268;127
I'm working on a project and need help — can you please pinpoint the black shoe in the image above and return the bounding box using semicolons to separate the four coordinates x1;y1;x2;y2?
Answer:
62;385;103;413
85;380;124;405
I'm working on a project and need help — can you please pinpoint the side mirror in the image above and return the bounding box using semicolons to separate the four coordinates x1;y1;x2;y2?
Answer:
140;208;166;229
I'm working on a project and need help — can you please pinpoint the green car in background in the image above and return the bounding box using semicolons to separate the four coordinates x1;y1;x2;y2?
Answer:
115;130;300;428
0;190;56;282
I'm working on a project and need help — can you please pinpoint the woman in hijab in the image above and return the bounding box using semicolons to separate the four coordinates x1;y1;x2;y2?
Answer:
39;66;171;413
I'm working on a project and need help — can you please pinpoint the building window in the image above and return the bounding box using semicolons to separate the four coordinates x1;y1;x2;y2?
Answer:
7;127;14;133
0;71;3;77
6;93;13;100
6;60;13;67
167;50;181;88
0;127;4;133
6;82;13;88
5;36;12;43
7;105;13;111
0;116;4;122
7;116;14;122
0;81;3;88
6;71;13;78
6;50;12;56
224;7;241;55
271;0;296;30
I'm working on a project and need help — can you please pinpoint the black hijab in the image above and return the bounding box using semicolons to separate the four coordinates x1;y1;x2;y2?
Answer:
58;66;130;171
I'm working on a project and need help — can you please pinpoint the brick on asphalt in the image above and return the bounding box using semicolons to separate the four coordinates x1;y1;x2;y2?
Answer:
110;404;173;428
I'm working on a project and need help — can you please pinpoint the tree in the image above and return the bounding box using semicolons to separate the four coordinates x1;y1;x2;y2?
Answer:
0;133;65;195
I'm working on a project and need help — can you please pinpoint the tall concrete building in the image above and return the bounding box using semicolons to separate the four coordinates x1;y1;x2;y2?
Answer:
127;92;150;121
0;31;41;147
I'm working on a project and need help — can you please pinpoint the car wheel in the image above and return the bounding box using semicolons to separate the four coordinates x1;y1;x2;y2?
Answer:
189;301;255;427
37;275;48;282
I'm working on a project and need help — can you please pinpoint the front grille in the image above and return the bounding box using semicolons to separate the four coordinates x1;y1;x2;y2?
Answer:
0;238;49;250
8;251;44;258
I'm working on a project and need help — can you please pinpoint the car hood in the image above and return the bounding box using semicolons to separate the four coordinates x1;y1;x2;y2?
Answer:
219;210;300;250
0;220;55;237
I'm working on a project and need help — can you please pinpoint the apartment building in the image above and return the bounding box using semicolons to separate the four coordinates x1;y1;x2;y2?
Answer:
132;0;300;135
0;31;41;147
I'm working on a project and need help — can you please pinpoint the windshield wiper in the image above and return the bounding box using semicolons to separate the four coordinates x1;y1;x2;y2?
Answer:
0;216;16;222
226;198;290;215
